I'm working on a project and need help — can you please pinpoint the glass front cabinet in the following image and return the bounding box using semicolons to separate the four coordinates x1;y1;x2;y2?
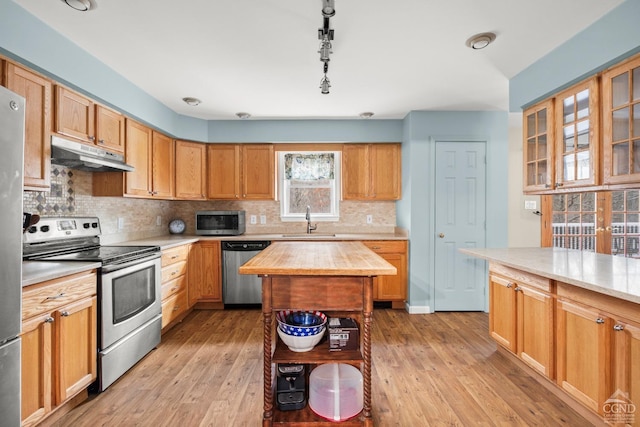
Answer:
602;55;640;185
523;99;555;192
554;78;600;189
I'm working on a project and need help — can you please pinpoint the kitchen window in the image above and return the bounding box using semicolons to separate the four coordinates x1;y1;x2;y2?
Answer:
278;151;341;221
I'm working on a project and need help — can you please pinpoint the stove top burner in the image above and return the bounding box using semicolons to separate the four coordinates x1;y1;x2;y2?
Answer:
22;216;160;266
39;245;160;265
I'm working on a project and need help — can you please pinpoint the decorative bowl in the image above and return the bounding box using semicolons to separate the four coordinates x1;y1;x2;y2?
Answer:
277;325;325;352
276;310;327;336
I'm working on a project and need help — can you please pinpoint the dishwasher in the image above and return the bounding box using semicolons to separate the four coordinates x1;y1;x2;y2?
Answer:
222;240;271;305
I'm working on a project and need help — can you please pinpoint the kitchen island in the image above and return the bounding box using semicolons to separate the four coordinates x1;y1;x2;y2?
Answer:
461;247;640;426
239;241;397;427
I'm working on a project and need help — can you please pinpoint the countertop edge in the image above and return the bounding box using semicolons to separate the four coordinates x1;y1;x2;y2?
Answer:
461;247;640;305
116;232;408;250
22;261;101;287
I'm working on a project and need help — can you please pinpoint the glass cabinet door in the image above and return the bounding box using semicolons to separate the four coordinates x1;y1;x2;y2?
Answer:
602;55;640;185
523;99;554;192
554;78;599;188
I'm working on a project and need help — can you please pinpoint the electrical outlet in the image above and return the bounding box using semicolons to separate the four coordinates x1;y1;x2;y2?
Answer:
260;215;267;225
366;214;373;224
117;217;124;230
524;200;537;210
250;215;257;224
156;215;162;226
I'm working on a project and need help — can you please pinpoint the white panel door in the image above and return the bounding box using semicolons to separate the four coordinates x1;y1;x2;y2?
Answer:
434;141;486;311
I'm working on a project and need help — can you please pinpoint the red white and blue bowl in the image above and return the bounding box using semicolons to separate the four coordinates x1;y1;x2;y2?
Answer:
276;310;327;336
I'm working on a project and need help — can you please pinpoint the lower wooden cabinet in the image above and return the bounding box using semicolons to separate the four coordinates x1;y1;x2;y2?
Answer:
160;244;190;331
187;241;222;305
362;240;407;308
556;299;610;414
21;270;97;427
489;265;640;424
556;286;640;418
489;267;554;377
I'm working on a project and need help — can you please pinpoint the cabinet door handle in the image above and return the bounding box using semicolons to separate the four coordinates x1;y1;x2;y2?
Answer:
613;324;624;331
88;135;95;141
371;246;381;250
596;318;605;324
44;317;54;324
46;293;65;300
514;287;521;292
171;255;179;259
506;283;513;288
60;311;70;317
173;306;180;312
98;139;105;144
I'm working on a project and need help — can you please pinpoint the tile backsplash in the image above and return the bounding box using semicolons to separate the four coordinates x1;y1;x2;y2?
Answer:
23;164;397;244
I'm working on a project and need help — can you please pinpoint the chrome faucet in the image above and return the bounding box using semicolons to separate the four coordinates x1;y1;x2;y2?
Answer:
306;205;317;234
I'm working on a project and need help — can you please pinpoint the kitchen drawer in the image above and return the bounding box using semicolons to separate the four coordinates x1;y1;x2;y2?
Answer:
362;240;406;254
161;245;189;267
22;270;97;320
489;263;552;292
161;260;187;283
161;289;188;328
161;275;187;301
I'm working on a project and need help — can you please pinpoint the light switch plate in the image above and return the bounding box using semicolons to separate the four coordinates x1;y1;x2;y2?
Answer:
366;214;373;224
260;215;267;224
250;215;257;224
524;200;537;210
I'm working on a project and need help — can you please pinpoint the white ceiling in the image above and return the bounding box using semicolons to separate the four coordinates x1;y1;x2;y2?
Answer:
14;0;623;120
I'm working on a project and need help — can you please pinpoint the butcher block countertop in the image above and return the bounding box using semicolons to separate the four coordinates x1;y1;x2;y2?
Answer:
239;241;397;276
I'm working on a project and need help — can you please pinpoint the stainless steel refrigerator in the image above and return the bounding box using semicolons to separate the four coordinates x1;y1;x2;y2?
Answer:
0;85;25;426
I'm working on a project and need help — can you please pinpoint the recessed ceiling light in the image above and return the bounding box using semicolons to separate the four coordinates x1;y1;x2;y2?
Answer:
61;0;92;11
359;112;374;119
182;97;201;106
465;32;496;50
236;112;251;119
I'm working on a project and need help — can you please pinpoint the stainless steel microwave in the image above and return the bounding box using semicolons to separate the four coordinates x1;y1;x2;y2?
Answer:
195;210;246;235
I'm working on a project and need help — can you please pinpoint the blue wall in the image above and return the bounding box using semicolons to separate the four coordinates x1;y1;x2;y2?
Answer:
510;0;640;111
399;111;508;311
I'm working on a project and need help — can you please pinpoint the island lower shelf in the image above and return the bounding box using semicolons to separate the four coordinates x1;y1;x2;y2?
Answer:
261;274;374;427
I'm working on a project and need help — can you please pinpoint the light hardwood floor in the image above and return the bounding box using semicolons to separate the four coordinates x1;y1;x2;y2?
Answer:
48;309;591;426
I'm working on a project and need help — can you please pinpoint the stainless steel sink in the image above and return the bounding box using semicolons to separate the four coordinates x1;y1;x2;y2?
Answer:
280;233;336;238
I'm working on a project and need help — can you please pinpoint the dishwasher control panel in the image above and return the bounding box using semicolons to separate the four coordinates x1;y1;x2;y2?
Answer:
222;241;271;251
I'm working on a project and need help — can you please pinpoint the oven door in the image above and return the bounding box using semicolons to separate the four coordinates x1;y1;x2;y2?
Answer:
100;254;161;349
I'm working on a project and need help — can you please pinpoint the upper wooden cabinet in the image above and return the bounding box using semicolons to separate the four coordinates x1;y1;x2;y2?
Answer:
93;122;175;199
554;78;600;189
54;86;125;153
2;62;52;191
523;100;555;192
150;130;175;198
54;86;94;144
207;144;274;200
95;105;125;153
343;143;401;200
123;120;153;197
602;55;640;186
175;140;206;200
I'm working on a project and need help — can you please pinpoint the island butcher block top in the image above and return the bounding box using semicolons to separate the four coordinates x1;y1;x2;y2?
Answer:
238;241;397;276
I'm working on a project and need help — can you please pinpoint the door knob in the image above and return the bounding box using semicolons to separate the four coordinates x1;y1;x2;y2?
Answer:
438;233;445;238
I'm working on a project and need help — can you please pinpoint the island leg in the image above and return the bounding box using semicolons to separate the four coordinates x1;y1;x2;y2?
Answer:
262;276;273;426
362;276;373;424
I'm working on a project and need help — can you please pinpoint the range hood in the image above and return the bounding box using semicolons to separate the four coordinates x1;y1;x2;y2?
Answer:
51;135;134;173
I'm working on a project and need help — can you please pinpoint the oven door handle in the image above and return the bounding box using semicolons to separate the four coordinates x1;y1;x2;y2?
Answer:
101;253;161;274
